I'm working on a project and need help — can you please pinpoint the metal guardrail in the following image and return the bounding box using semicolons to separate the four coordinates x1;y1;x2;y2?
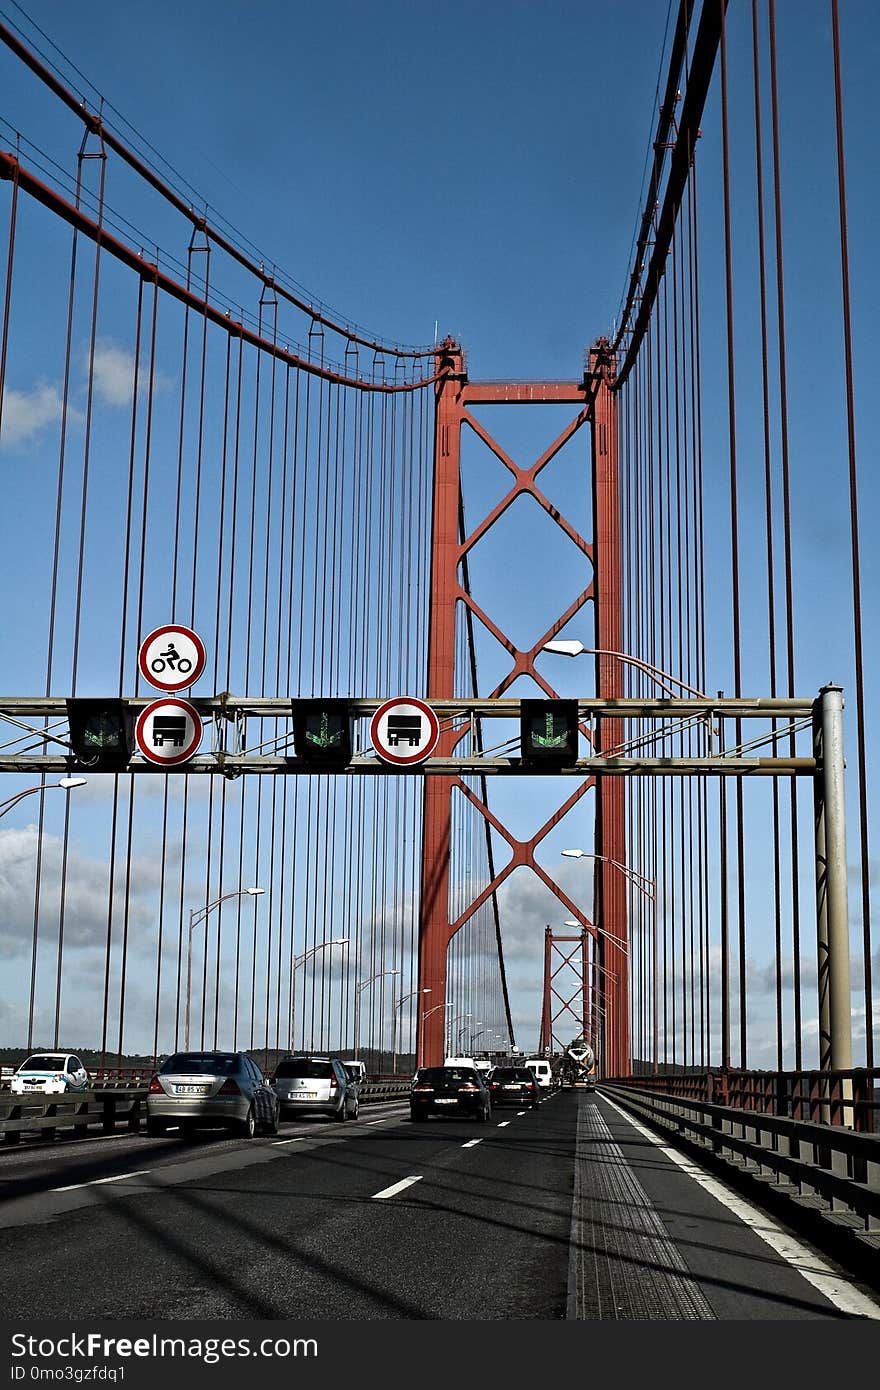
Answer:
609;1067;880;1132
0;1078;410;1145
600;1083;880;1244
1;1088;144;1144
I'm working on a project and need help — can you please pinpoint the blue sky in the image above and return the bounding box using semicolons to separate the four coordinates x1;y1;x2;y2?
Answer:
1;1;877;1066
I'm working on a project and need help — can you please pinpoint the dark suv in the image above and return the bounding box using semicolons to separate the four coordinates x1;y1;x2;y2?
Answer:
270;1055;358;1121
485;1065;540;1109
410;1065;491;1123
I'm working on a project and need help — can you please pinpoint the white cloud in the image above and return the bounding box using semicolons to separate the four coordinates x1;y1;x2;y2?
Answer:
0;382;65;449
0;824;158;959
90;341;166;408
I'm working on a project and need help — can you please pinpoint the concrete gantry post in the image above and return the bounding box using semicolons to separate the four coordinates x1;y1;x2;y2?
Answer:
812;684;853;1122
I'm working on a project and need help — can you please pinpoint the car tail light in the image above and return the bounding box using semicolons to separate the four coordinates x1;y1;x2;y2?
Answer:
218;1078;240;1096
459;1083;479;1092
329;1075;338;1090
489;1083;501;1090
412;1084;434;1093
148;1075;162;1094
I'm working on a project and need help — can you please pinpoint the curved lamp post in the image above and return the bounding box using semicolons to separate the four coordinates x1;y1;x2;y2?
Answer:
0;777;87;819
562;847;657;1072
353;968;400;1060
392;988;431;1074
289;937;350;1052
186;887;265;1050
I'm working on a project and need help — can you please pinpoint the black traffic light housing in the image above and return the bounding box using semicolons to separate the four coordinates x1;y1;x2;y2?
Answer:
520;699;579;766
291;699;354;766
66;698;134;770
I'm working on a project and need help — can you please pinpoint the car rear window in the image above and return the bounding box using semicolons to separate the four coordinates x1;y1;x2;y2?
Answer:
274;1058;334;1079
415;1067;479;1085
490;1068;533;1083
159;1053;239;1076
19;1056;65;1071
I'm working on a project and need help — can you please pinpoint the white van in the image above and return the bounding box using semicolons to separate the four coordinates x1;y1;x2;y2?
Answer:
340;1060;367;1088
525;1058;552;1091
443;1055;476;1070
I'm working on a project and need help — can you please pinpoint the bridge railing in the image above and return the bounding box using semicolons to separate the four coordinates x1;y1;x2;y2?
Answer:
613;1068;880;1133
0;1076;410;1145
1;1089;145;1144
599;1081;880;1261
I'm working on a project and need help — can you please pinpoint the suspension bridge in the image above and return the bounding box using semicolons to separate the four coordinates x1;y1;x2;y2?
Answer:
0;1;878;1323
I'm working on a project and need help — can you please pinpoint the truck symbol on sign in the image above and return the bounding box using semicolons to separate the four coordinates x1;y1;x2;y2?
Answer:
386;714;422;747
151;715;188;748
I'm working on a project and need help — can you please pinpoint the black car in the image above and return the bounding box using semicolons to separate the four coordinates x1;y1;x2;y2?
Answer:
410;1065;492;1122
485;1065;540;1109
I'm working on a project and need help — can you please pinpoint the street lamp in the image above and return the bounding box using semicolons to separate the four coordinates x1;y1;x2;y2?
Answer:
289;937;350;1051
422;1001;453;1024
392;988;431;1074
0;777;87;819
418;1000;453;1068
563;920;629;959
458;1019;481;1049
353;968;400;1060
447;1012;470;1053
541;640;709;699
186;887;265;1050
469;1027;488;1051
563;846;658;1072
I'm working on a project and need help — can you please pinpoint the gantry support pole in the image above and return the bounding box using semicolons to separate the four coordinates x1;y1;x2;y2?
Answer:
591;340;629;1076
813;683;853;1122
539;926;553;1054
417;341;465;1068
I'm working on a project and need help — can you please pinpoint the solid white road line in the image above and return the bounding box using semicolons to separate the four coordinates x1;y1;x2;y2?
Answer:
52;1169;151;1193
462;1139;483;1148
372;1175;423;1200
271;1138;307;1146
603;1095;880;1320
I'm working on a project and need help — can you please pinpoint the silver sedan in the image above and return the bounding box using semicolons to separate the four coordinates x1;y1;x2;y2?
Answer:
146;1051;279;1138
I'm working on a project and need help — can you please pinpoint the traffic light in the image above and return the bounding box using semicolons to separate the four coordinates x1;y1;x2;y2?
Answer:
520;699;579;766
291;699;354;766
66;699;134;770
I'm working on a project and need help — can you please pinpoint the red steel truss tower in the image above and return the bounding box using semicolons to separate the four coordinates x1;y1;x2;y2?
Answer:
417;339;628;1075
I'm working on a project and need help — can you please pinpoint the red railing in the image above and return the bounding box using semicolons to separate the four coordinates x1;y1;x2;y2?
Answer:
607;1068;880;1133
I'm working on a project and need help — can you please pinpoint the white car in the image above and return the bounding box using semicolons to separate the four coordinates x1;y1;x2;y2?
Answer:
10;1053;90;1095
524;1058;553;1091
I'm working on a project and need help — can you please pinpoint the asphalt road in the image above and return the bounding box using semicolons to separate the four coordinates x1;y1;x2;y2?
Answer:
1;1091;878;1320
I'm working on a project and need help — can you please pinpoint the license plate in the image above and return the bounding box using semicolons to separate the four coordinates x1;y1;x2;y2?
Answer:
503;1085;520;1090
292;1092;317;1099
176;1085;209;1095
435;1097;457;1104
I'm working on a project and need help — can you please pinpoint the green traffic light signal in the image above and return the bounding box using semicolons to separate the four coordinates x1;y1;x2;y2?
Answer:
292;700;354;765
65;699;134;770
520;699;579;765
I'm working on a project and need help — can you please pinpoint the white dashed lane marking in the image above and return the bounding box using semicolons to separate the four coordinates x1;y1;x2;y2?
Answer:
52;1170;151;1193
372;1175;423;1200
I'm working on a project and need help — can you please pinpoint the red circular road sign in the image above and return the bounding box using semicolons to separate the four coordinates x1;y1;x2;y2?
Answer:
370;696;440;766
135;698;203;766
138;625;206;692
